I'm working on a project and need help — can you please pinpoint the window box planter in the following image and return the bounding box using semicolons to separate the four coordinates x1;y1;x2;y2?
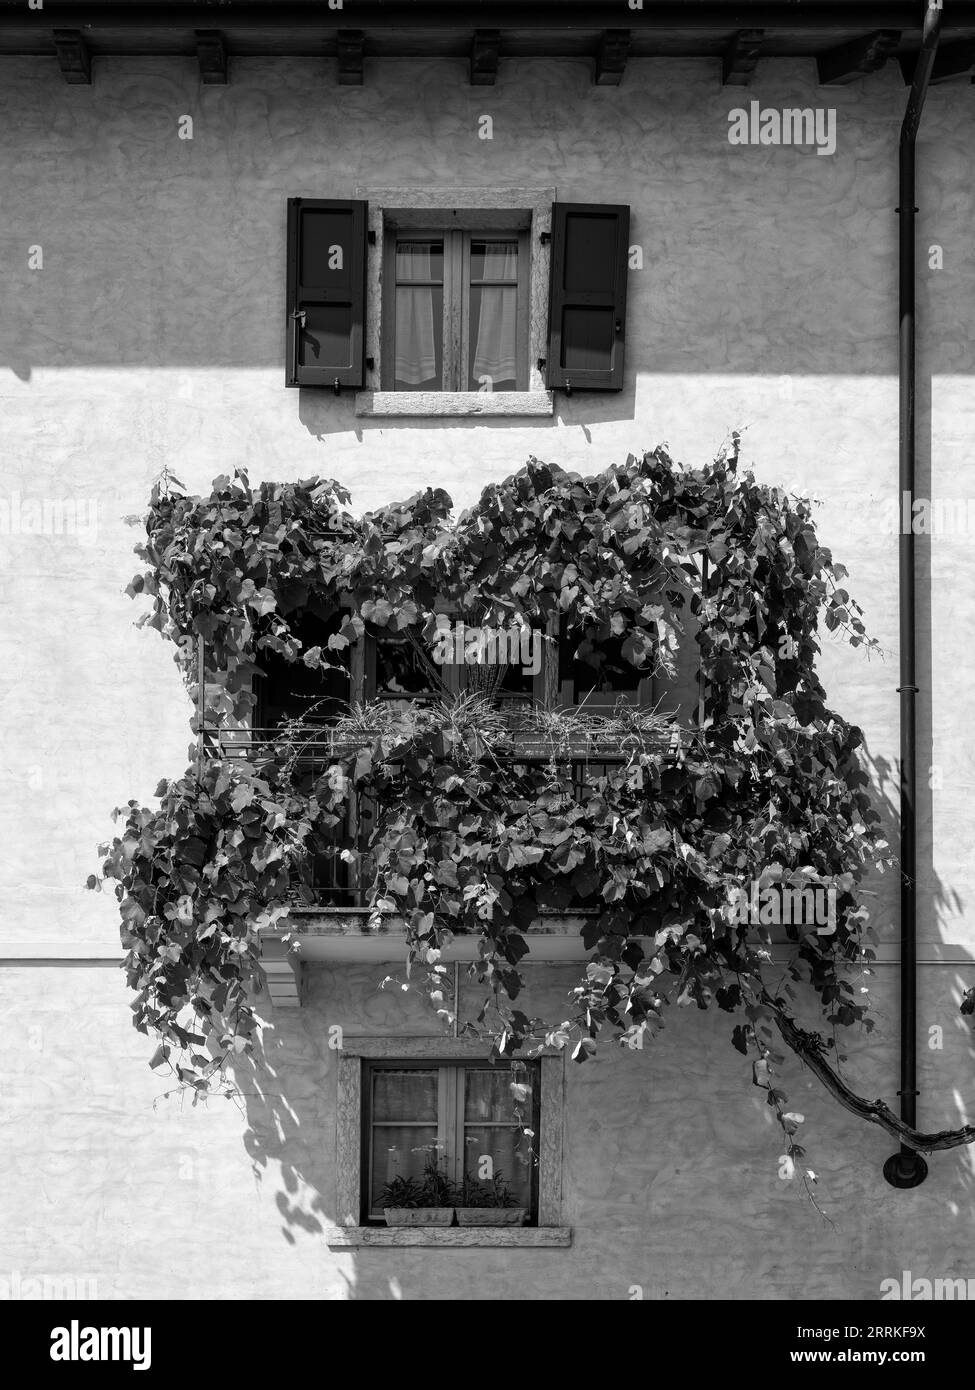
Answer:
454;1208;527;1227
383;1208;454;1227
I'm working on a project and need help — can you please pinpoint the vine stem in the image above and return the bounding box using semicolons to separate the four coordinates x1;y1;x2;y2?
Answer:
748;1023;831;1222
763;993;975;1154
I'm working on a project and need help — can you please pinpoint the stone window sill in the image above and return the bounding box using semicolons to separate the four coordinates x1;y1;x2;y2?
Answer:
354;390;554;418
325;1226;572;1248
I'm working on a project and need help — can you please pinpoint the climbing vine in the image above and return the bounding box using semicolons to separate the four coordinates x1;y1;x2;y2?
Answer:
92;443;975;1161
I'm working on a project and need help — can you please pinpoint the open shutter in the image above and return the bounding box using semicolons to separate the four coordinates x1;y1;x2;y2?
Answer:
546;202;629;392
286;198;367;389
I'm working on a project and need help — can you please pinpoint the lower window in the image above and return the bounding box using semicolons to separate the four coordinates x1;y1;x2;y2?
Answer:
363;1060;540;1224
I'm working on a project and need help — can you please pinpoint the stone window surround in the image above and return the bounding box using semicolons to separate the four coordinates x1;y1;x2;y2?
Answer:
353;185;556;419
327;1035;570;1248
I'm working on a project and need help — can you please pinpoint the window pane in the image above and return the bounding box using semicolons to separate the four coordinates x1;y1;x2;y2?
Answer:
394;285;443;389
462;1127;532;1207
373;1068;438;1122
257;610;351;728
394;240;444;391
561;628;642;695
560;306;615;370
469;285;518;390
375;628;441;697
395;240;443;283
464;1068;530;1122
371;1125;440;1208
469;239;518;282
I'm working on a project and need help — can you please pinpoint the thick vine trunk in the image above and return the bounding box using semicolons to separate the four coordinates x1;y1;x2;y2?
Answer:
768;999;975;1154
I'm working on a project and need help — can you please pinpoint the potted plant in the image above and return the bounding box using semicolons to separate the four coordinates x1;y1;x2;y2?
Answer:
381;1161;455;1226
453;1171;527;1227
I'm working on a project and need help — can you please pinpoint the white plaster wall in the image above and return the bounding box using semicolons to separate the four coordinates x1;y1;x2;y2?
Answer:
1;54;974;1298
0;963;972;1301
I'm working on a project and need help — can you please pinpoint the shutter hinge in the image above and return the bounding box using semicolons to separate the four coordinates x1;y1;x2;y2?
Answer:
537;357;546;370
368;230;377;245
333;378;341;395
539;230;551;244
564;380;572;397
366;356;375;370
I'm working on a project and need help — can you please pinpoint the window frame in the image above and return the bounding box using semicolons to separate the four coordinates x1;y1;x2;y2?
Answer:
361;1057;541;1224
354;185;555;419
381;221;530;393
330;1037;569;1248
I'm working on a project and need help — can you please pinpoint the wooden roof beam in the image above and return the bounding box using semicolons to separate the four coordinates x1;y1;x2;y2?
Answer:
722;29;764;86
337;29;364;85
470;29;500;85
195;29;228;84
817;29;900;84
594;29;630;86
52;28;90;84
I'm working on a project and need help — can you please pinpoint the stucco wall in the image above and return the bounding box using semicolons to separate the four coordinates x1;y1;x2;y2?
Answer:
0;962;972;1301
1;54;974;1299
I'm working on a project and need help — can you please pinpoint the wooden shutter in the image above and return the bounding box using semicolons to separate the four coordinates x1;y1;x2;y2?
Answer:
546;202;629;392
286;198;368;389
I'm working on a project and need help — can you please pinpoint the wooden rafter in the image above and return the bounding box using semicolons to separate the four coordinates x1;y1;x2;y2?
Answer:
52;28;90;84
470;29;500;85
337;29;364;86
721;29;764;86
195;29;228;84
817;29;901;84
594;29;630;87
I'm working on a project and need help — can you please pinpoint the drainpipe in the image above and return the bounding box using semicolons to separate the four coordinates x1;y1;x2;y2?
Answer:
883;0;942;1190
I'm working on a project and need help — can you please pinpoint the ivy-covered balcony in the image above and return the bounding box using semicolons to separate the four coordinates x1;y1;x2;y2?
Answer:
97;440;968;1166
205;699;682;920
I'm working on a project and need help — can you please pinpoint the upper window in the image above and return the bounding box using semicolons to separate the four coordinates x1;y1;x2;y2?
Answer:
383;229;529;391
285;196;631;397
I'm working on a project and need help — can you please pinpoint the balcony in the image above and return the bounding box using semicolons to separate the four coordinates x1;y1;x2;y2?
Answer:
201;703;683;917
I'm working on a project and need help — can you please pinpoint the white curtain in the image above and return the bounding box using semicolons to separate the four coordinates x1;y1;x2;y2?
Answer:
395;242;439;386
472;243;519;387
